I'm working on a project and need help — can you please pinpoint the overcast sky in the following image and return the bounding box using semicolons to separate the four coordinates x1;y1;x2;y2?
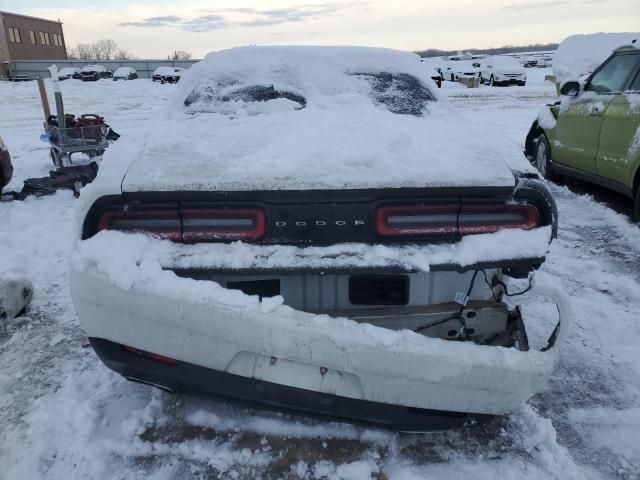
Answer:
4;0;640;58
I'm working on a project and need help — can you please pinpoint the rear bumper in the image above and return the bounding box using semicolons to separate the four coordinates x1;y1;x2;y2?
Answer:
90;337;484;431
70;261;571;429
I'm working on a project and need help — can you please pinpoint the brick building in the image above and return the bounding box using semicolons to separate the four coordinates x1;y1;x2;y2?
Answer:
0;10;67;78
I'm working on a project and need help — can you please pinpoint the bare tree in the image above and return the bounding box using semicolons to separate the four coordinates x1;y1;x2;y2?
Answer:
68;39;136;60
68;43;94;60
169;50;192;61
115;48;135;60
92;39;119;60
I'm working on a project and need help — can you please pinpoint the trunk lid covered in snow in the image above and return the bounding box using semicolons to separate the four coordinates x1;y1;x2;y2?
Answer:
119;46;526;193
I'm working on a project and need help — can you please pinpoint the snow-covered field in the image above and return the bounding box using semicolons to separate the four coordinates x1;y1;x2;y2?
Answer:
1;68;639;479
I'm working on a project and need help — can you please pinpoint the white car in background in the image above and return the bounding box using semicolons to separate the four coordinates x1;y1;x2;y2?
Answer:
113;67;138;81
57;67;81;80
479;56;527;86
439;60;482;82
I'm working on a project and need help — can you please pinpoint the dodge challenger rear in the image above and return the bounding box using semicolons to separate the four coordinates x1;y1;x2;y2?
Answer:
70;46;571;431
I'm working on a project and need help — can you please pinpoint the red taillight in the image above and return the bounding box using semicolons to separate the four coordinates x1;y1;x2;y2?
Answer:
458;204;539;234
98;210;181;240
122;345;178;365
376;202;539;237
181;208;265;241
376;205;458;236
98;207;265;242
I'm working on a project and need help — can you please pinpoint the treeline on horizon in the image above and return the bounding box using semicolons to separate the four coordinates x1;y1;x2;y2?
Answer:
416;43;559;57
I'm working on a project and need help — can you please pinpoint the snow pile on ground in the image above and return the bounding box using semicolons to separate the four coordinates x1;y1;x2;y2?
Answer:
554;32;640;84
100;46;535;194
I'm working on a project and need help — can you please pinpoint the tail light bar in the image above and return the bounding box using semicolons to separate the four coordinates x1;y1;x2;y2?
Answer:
376;205;458;236
182;208;264;241
98;209;181;240
458;204;538;234
98;207;265;242
376;202;540;237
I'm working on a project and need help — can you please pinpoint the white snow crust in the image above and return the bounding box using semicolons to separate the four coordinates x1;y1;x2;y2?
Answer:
74;227;552;278
554;33;640;85
81;64;107;73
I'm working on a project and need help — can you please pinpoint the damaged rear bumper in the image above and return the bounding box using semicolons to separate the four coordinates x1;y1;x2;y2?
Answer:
70;261;571;431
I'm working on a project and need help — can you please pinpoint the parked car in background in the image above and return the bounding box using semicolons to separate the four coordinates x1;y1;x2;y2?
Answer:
439;60;481;82
81;65;112;82
71;46;569;432
113;67;138;81
525;45;640;221
0;135;13;194
152;67;184;83
479;56;527;86
536;57;553;68
58;67;81;80
419;59;442;88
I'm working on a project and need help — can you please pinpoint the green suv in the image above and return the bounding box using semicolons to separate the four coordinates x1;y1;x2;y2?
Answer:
525;45;640;221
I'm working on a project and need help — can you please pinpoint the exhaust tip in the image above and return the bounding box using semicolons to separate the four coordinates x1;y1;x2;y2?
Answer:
124;375;175;394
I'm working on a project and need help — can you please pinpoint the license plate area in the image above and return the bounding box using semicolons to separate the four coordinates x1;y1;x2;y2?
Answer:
349;274;409;306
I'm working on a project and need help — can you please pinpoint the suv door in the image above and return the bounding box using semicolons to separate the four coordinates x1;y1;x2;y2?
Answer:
596;53;640;188
553;53;639;174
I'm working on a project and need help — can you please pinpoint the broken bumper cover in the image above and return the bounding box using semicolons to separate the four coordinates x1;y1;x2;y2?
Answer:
70;260;571;430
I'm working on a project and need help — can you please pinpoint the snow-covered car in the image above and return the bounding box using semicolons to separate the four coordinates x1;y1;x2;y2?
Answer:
439;60;481;82
113;67;138;81
57;67;81;80
0;135;12;193
479;56;527;86
81;65;111;82
70;46;570;431
419;59;442;88
536;57;553;68
152;66;184;83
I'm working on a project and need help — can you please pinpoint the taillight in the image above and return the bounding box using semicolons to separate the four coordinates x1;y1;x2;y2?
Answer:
182;208;264;241
98;209;181;240
458;203;539;234
376;205;458;237
98;206;265;242
376;202;540;237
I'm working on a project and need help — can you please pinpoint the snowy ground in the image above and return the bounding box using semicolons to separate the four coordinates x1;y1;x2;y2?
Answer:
1;69;639;480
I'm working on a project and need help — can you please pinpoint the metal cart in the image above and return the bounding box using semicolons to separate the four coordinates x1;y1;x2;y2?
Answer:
44;116;110;168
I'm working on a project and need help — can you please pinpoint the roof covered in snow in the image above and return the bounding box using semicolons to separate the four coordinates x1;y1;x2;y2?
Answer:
554;33;640;84
81;64;107;73
96;46;535;193
113;67;136;76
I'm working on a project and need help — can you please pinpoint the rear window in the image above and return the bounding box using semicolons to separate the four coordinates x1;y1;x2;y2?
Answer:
353;72;435;116
183;71;434;116
184;83;306;115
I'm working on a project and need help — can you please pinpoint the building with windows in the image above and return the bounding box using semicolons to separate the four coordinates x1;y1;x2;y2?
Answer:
0;10;67;78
